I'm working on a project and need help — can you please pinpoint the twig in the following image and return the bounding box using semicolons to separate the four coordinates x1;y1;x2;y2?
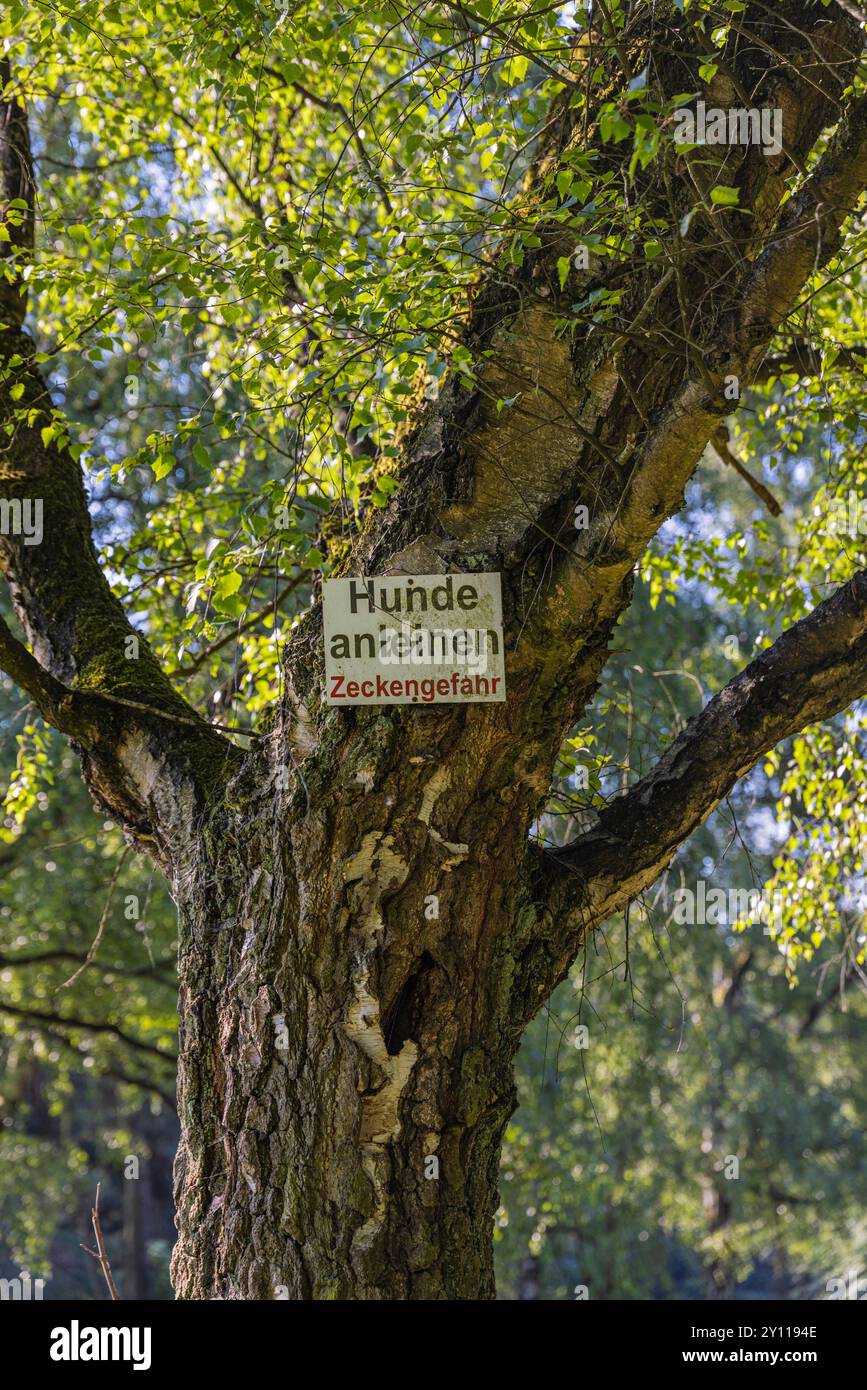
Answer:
85;688;264;739
711;427;782;517
81;1183;120;1300
261;66;395;213
179;577;301;675
57;848;131;991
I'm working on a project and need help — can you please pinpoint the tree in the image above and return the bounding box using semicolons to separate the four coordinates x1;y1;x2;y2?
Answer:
1;1;866;1300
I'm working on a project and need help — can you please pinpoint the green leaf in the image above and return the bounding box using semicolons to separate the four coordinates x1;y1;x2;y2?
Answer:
152;452;175;481
215;570;243;600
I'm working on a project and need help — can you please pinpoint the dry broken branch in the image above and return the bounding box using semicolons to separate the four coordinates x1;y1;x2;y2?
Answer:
80;1183;120;1300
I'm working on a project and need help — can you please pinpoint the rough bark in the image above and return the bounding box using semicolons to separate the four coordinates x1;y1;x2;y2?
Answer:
2;4;867;1300
169;769;528;1298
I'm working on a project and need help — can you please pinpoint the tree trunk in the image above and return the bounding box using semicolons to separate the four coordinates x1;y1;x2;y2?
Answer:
169;721;544;1299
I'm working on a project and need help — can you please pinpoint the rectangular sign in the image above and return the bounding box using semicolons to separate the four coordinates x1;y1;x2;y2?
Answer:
323;573;505;705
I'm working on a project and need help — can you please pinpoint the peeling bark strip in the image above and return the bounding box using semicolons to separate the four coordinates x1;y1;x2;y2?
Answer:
3;4;867;1298
345;972;418;1150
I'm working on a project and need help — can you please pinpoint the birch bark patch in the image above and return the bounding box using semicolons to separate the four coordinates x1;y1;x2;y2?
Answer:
323;573;506;705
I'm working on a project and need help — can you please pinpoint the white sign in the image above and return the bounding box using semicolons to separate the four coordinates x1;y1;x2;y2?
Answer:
323;573;505;706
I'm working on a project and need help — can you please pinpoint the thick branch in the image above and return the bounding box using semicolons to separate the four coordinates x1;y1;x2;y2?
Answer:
533;569;867;979
0;611;85;734
0;67;237;857
0;57;34;328
606;88;867;574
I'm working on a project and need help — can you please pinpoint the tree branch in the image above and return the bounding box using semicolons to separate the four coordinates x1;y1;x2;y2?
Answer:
3;1017;175;1105
0;946;176;984
0;57;34;329
835;1;867;25
604;88;867;578
710;426;782;517
0;613;258;740
0;611;85;735
530;570;867;995
751;338;867;385
82;1183;120;1300
0;64;238;857
0;1000;177;1061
